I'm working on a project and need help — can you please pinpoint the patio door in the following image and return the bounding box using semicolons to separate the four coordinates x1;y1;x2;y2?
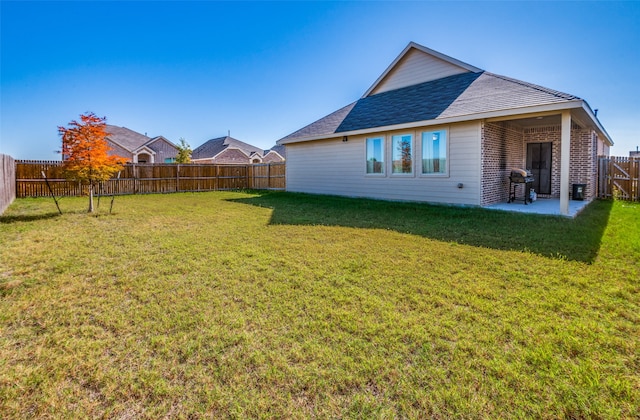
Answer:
526;142;552;195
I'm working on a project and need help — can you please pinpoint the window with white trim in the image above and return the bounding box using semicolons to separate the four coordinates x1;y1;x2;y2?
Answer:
391;134;413;174
421;129;447;174
366;137;384;174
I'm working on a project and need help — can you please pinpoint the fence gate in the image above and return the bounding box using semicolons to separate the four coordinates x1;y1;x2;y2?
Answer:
598;156;639;201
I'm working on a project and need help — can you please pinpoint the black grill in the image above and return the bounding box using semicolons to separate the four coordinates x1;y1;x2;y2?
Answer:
508;169;534;205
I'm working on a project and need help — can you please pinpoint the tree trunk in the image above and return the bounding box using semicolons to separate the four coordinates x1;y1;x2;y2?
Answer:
88;183;94;213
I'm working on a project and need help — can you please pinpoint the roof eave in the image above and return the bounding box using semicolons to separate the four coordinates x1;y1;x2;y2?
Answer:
147;136;178;149
106;137;133;153
278;100;590;145
581;102;614;146
264;150;285;160
132;145;157;155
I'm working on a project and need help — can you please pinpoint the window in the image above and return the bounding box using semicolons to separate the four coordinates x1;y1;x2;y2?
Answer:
164;157;176;163
366;137;384;174
392;134;413;174
422;130;447;174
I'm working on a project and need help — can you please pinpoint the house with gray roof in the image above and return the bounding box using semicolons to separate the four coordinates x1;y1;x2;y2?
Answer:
277;42;612;215
105;125;179;163
192;136;284;164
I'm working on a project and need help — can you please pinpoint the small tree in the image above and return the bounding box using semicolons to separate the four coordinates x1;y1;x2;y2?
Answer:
175;138;192;163
59;113;125;213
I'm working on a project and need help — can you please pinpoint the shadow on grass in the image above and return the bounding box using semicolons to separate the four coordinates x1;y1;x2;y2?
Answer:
0;212;62;224
229;192;613;263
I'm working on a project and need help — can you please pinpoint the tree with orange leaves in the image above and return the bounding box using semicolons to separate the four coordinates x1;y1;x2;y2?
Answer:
59;112;126;213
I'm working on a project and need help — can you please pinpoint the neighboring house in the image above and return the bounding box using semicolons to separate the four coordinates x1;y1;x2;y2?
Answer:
262;145;286;163
105;125;179;163
277;42;612;215
192;136;285;164
630;148;640;158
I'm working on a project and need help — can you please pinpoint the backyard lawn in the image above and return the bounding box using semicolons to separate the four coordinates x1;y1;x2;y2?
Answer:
0;191;638;418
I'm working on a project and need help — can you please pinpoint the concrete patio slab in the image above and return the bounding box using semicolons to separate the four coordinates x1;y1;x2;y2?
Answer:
484;198;592;218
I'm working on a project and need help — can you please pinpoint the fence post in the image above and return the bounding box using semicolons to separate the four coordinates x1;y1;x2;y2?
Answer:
176;164;180;192
133;163;138;194
1;154;16;214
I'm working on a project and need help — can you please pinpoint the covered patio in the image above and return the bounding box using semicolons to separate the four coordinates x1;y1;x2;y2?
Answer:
482;106;611;216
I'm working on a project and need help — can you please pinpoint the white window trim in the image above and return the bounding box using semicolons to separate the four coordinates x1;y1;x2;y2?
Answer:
419;128;450;177
364;136;386;176
390;133;415;176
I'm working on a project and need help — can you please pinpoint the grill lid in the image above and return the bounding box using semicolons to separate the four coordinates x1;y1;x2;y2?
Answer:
510;168;534;183
510;168;533;177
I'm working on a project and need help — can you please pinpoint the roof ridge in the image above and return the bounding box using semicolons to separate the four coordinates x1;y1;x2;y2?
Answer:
225;136;264;152
484;72;580;101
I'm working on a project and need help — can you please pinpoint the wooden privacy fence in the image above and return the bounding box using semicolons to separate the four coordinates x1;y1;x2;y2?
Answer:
598;156;639;201
1;154;17;214
15;161;285;198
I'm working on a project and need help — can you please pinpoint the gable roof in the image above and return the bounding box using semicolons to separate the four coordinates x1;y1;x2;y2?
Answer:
146;135;177;149
363;41;482;97
265;144;286;158
278;43;612;146
105;125;151;152
192;136;264;160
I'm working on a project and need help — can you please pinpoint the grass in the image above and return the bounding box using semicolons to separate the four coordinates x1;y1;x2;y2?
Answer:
0;191;638;418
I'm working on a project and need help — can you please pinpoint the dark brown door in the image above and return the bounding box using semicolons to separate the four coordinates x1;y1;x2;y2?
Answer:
526;142;552;194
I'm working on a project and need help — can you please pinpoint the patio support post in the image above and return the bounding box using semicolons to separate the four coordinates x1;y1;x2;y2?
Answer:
560;110;571;215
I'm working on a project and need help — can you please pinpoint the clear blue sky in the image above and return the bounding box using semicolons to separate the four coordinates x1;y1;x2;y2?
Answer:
1;1;639;160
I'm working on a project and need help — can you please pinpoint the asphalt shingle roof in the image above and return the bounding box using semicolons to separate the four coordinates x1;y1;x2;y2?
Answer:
439;72;580;118
278;71;581;143
105;125;151;151
336;72;482;132
192;136;264;160
278;102;356;143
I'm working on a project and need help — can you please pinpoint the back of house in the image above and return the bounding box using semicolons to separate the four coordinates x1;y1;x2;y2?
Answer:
277;42;612;216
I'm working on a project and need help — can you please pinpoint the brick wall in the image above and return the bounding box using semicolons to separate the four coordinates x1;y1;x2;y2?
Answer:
211;148;251;164
482;121;599;204
569;129;597;200
262;151;285;163
481;121;524;205
523;124;597;200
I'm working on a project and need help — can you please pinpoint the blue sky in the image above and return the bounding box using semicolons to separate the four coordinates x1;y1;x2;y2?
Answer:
1;1;639;160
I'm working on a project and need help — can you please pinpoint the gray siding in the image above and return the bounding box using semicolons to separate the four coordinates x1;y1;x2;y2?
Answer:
286;121;481;205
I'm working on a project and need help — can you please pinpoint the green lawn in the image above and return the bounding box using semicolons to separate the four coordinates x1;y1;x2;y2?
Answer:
1;191;638;418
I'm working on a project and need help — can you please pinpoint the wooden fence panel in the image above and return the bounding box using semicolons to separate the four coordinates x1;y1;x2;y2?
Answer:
15;161;286;198
598;156;639;201
249;163;285;190
1;154;17;214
